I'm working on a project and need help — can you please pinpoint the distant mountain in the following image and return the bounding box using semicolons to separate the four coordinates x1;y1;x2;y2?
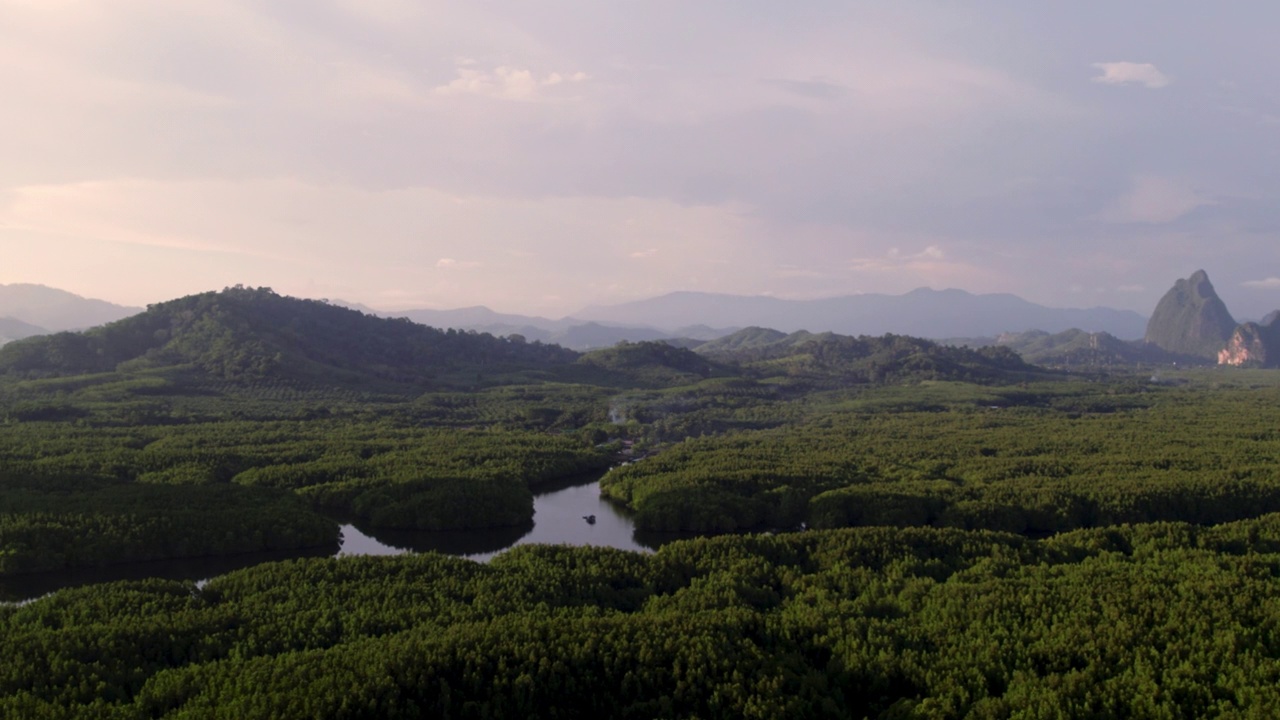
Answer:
369;306;738;351
1144;270;1237;359
0;317;47;346
576;288;1148;339
329;299;379;314
0;284;141;331
552;322;670;349
1219;311;1280;368
0;287;576;383
388;306;573;334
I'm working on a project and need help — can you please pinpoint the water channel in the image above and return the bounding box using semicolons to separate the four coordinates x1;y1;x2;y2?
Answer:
0;472;686;604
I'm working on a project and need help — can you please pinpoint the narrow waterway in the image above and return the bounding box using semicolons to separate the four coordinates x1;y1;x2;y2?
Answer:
339;471;658;561
0;471;673;604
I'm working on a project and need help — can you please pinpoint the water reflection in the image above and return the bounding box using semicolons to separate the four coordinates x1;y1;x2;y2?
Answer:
0;471;684;604
338;520;533;557
341;471;662;561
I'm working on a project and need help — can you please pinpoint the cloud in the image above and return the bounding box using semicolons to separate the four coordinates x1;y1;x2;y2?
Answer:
628;248;658;259
6;3;1280;318
0;180;284;261
842;240;1001;295
0;175;756;312
775;264;826;279
1104;175;1209;224
435;66;588;101
1092;62;1171;89
1243;277;1280;289
889;245;945;261
850;244;948;271
436;258;481;269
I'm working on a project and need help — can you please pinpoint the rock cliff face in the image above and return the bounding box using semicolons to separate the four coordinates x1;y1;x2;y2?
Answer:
1219;312;1280;367
1144;270;1237;359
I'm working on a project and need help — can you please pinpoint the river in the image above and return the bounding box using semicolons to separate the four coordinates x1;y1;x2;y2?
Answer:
335;471;661;561
0;472;682;604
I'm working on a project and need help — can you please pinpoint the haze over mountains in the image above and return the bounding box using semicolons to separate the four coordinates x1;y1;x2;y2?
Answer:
0;316;47;346
0;285;1044;394
575;289;1148;340
9;274;1280;366
957;271;1280;369
374;306;727;350
336;287;1150;347
3;271;1279;371
0;284;141;337
2;282;1156;351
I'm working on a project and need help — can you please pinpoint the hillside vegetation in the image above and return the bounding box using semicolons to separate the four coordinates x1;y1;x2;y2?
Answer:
0;286;574;384
694;329;1039;386
990;329;1204;367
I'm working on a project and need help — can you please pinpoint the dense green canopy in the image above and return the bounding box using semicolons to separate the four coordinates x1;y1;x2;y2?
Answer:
4;518;1280;717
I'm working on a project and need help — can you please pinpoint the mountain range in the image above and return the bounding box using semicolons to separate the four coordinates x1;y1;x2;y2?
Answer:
0;283;141;333
0;281;1218;357
6;272;1276;385
574;288;1148;339
326;288;1149;350
937;271;1280;369
0;286;1042;390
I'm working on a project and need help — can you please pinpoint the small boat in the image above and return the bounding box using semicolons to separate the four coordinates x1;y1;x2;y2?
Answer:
583;514;597;524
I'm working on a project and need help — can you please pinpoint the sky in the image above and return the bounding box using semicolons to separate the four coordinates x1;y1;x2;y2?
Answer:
2;1;1279;319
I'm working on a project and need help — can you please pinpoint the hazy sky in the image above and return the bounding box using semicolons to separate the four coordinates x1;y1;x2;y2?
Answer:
3;1;1279;318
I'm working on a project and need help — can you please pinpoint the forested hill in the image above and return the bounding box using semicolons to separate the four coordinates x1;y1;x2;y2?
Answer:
0;286;577;383
575;340;731;388
0;287;1054;389
695;327;1039;384
991;329;1207;367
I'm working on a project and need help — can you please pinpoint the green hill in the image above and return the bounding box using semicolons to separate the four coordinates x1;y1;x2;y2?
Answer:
697;328;1037;384
692;326;789;353
574;340;729;387
996;328;1203;367
0;286;577;384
